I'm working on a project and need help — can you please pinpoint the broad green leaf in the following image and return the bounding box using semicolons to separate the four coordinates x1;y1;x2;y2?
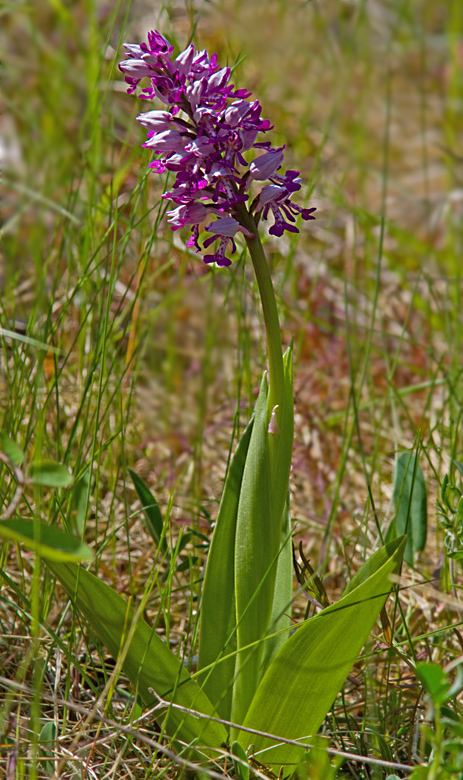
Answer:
267;346;294;553
232;348;294;729
28;461;73;488
238;536;406;769
0;432;25;466
128;468;166;551
260;348;294;675
197;417;254;721
231;374;274;728
0;518;93;562
46;560;227;751
261;494;292;673
392;452;427;565
342;534;406;597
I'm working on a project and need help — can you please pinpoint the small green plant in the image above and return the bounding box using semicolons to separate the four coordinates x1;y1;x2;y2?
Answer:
408;661;463;780
0;29;406;776
437;461;463;561
437;460;463;600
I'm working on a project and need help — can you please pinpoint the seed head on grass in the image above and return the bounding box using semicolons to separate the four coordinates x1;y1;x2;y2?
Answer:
120;30;315;267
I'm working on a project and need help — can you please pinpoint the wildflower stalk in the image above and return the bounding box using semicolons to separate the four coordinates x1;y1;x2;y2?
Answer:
119;27;310;731
235;202;285;412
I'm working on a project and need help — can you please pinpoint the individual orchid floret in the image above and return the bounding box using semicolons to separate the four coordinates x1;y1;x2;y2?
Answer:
143;129;186;154
166;202;210;230
119;30;316;266
136;110;174;132
201;216;250;267
256;181;316;237
249;148;285;182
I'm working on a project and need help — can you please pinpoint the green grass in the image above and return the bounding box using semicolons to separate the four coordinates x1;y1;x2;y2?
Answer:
1;0;463;777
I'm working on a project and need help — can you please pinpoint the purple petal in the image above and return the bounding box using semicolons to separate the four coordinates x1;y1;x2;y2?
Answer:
206;216;241;237
119;59;153;78
137;110;173;131
249;148;285;181
143;129;186;153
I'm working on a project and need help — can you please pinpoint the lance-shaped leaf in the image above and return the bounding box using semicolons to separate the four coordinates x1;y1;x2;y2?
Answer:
197;418;254;721
231;348;294;730
267;346;294;545
238;536;406;770
7;516;227;750
128;468;166;551
261;494;292;673
260;350;294;677
231;375;273;729
0;518;93;562
47;560;228;751
392;452;427;565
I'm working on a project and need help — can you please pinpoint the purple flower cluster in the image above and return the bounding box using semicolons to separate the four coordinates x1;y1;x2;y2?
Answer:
120;30;315;267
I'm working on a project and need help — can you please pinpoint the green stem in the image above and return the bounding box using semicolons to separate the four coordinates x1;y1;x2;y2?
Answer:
236;204;285;411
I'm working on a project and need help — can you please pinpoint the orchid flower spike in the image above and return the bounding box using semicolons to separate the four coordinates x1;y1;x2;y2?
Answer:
120;31;315;266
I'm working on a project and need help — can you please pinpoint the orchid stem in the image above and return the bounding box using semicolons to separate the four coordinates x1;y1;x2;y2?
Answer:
236;204;285;412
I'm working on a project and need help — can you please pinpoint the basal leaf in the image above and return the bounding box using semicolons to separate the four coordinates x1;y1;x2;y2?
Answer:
232;348;294;730
392;452;427;564
197;417;254;721
0;517;93;562
267;346;294;549
47;560;227;751
238;536;406;770
342;533;406;597
231;374;273;729
261;494;292;673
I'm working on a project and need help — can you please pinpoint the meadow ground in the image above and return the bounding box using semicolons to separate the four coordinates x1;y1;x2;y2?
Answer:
1;0;463;777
